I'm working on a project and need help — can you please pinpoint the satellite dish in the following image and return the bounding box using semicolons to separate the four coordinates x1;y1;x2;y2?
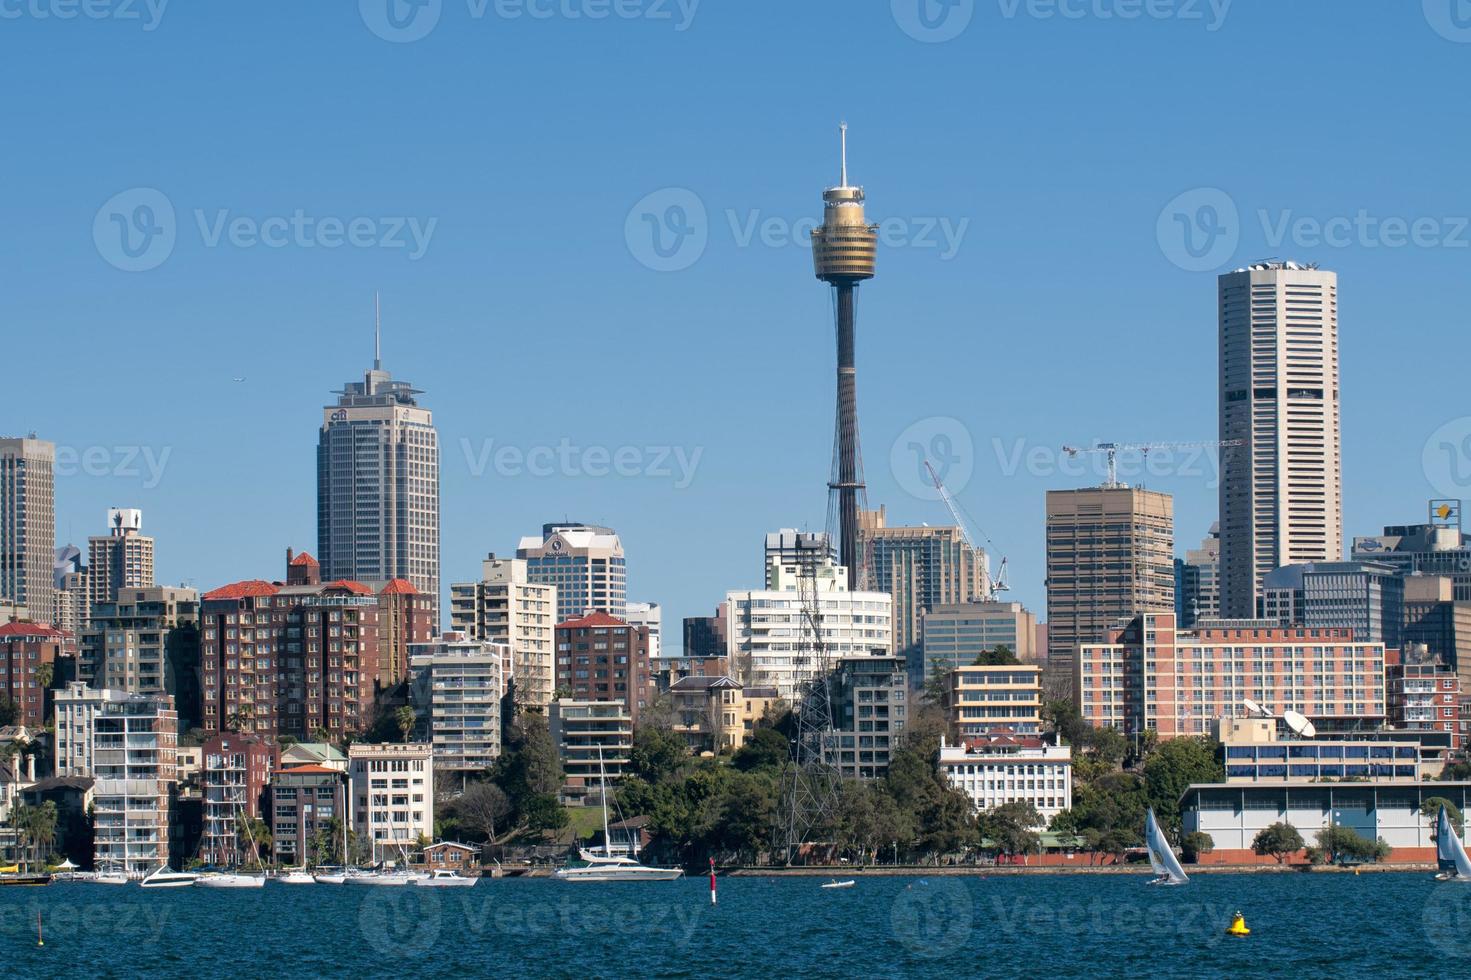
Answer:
1242;698;1267;718
1283;709;1316;738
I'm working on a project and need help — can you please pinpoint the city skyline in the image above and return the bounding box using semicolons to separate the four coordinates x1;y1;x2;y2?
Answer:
6;3;1471;644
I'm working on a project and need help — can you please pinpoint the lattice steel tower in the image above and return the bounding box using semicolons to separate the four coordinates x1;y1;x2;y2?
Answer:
812;124;878;592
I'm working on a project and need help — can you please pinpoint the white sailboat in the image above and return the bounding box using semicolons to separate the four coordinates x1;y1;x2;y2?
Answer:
555;749;683;883
1144;808;1189;886
195;795;267;887
315;815;353;883
1433;806;1471;882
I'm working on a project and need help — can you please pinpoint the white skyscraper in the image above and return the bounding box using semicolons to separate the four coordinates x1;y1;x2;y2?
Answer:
516;523;625;623
317;305;440;629
1219;261;1342;618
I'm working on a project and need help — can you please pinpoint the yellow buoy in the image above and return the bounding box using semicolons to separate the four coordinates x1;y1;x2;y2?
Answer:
1226;912;1250;937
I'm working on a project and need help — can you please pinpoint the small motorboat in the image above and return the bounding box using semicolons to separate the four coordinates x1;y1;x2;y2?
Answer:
140;866;200;889
820;879;856;890
414;869;478;888
278;868;316;885
94;871;130;886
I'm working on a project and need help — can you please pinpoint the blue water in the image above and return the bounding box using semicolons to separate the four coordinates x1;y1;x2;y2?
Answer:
3;873;1469;977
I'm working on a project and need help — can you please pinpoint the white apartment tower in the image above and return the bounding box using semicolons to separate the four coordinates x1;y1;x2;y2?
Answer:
449;555;557;711
1219;261;1342;618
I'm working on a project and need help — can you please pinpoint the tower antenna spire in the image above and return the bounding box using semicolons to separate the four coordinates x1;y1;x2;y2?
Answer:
839;121;848;187
373;291;382;370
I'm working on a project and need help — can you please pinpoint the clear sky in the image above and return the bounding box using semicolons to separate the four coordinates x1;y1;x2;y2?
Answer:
5;1;1470;647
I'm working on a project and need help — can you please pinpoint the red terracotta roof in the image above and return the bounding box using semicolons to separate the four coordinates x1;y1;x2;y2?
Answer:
273;764;339;775
322;580;375;596
289;551;319;567
0;621;65;639
202;580;282;601
379;579;418;596
556;611;629;629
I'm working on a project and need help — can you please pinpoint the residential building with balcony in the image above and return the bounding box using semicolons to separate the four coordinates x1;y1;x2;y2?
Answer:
91;692;178;875
548;699;632;805
555;612;655;724
269;764;348;866
199;732;277;866
947;663;1043;740
451;555;557;711
409;631;505;774
827;654;908;779
348;742;433;865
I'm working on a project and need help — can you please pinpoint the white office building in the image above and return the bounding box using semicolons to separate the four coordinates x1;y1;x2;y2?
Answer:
724;556;892;702
517;523;625;622
939;734;1072;826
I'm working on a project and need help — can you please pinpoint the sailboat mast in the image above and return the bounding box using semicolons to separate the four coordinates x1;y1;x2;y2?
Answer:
599;745;611;856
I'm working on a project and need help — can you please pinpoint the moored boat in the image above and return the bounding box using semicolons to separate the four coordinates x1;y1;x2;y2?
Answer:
140;866;200;889
194;872;267;889
414;868;477;887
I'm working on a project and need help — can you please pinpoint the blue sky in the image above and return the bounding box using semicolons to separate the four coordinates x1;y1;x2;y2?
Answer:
4;1;1470;646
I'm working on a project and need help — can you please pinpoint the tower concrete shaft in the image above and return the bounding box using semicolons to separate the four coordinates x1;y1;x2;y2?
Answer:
812;124;878;591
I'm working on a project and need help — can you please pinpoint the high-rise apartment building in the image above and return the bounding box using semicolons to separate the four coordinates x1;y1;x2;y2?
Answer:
724;556;893;702
921;601;1038;678
450;554;558;711
0;437;55;622
1219;261;1342;618
54;681;135;777
199;732;277;866
317;337;440;631
1044;486;1174;698
409;632;506;773
91;692;178;875
555;612;656;725
81;586;200;708
0;620;62;727
517;523;625;622
347;742;434;863
858;506;989;686
826;654;908;779
87;508;154;608
1176;523;1221;628
763;529;837;587
52;544;87;635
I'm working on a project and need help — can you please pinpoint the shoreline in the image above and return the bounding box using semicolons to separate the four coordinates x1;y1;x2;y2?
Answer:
724;862;1435;876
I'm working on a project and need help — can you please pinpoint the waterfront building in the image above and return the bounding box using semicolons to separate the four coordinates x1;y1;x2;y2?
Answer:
54;682;135;777
347;742;433;864
921;601;1037;677
317;335;441;630
724;555;892;702
0;621;62;728
827;654;907;779
1386;661;1462;752
268;764;347;865
554;612;656;725
199;732;277;866
1219;261;1342;619
409;631;505;774
86;508;154;608
548;699;631;805
1181;780;1470;865
947;663;1043;740
858;506;989;686
1215;715;1420;783
938;734;1072;825
0;436;55;622
450;554;557;711
517;523;625;622
1077;613;1386;740
91;692;177;875
1044;485;1174;698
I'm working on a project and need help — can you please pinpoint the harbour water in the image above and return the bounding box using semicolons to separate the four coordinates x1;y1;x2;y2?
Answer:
3;872;1469;977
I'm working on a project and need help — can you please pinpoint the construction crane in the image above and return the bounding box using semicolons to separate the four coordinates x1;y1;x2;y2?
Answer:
923;459;1009;599
1060;440;1243;489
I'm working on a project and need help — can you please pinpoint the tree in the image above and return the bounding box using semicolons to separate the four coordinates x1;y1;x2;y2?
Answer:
486;714;566;837
1141;736;1224;835
1181;831;1214;864
628;726;689;784
972;645;1019;666
1251;822;1304;864
395;705;417;743
978;801;1043;858
731;727;788;772
1316;825;1381;864
14;801;57;871
0;696;17;727
1422;797;1466;839
1440;757;1471;781
457;782;513;843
